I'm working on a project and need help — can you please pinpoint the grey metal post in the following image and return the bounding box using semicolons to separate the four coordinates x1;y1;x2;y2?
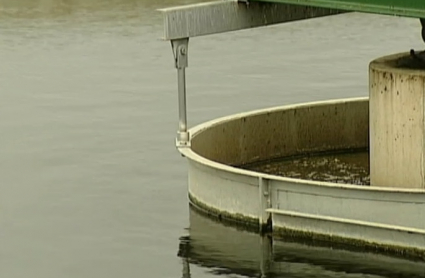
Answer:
259;177;271;233
171;38;190;147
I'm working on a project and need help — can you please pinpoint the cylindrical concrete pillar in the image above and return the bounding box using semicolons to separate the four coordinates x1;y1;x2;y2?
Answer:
370;53;425;189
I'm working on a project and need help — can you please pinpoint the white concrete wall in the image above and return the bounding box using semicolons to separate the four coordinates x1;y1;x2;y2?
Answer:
269;178;425;251
188;158;260;220
270;179;425;230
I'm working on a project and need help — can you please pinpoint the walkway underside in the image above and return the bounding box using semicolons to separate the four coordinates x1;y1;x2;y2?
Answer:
252;0;425;18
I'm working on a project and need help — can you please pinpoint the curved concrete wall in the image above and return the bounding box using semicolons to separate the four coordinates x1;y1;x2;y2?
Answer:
179;98;425;257
190;98;368;166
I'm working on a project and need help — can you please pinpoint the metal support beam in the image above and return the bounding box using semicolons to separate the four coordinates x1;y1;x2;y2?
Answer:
252;0;425;19
172;38;190;148
161;1;342;149
159;0;342;41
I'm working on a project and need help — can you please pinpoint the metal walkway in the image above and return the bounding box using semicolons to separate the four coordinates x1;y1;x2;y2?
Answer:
252;0;425;18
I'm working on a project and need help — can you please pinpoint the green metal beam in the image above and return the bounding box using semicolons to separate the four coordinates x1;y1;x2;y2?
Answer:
251;0;425;18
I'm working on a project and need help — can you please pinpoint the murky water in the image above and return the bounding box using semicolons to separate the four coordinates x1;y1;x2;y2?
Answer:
245;151;370;185
1;1;424;277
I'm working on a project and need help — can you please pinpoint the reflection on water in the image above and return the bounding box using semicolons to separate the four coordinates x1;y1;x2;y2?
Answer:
181;208;425;278
179;208;272;278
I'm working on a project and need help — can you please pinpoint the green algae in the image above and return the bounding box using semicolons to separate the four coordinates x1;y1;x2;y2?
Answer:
274;226;425;262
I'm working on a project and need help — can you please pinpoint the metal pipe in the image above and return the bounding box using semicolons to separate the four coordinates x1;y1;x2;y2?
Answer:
171;38;190;146
177;67;188;135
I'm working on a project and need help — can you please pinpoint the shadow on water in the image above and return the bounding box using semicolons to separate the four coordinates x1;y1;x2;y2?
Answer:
179;207;425;278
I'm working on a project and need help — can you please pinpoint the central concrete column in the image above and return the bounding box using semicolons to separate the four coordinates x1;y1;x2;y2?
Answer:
370;53;425;189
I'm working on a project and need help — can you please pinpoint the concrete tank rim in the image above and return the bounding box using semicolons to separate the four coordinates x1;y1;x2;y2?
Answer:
370;51;425;76
181;97;425;194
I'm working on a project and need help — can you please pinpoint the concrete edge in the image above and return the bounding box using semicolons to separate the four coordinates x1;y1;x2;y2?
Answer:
370;52;425;76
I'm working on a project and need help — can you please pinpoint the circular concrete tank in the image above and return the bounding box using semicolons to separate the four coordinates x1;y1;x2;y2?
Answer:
178;97;425;259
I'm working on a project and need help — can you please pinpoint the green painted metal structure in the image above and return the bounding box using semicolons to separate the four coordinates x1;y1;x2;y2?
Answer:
252;0;425;18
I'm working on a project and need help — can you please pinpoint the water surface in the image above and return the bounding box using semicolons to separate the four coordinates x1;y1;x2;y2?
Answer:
0;0;423;277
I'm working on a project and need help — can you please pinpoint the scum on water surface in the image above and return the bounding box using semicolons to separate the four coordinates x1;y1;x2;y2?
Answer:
242;150;370;186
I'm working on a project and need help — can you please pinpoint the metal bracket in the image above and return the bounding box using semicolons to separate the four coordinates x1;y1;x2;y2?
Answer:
171;38;190;148
172;39;188;69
